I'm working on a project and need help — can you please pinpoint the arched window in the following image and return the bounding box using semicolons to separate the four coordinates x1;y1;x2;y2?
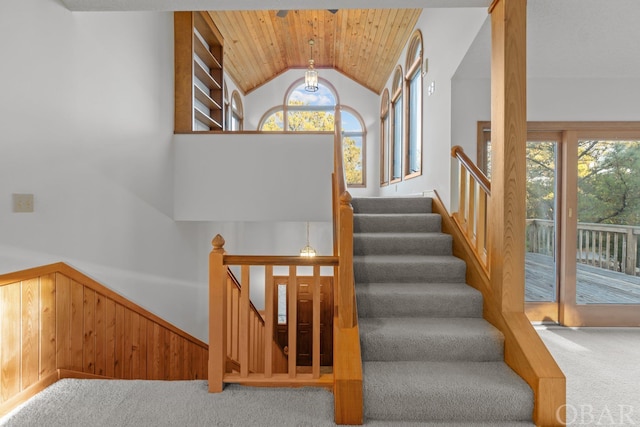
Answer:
230;90;243;131
391;66;404;182
380;89;390;186
405;30;423;178
259;78;366;187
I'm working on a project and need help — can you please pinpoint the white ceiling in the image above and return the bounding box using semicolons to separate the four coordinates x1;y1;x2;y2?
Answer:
60;0;491;12
60;0;640;82
455;0;640;80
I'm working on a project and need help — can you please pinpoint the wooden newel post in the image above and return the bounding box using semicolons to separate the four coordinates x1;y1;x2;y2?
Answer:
209;234;227;392
338;191;356;329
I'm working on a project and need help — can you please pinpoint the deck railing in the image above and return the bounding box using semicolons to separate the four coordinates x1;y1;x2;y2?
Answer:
527;219;640;276
451;145;491;273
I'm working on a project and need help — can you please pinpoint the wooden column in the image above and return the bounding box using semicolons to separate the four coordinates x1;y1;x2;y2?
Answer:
489;0;527;313
208;234;227;392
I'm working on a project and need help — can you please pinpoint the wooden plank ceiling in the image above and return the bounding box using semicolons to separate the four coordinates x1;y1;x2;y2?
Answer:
207;9;422;95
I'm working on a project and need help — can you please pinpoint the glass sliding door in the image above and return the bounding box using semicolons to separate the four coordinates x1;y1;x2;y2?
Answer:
575;139;640;306
524;134;561;322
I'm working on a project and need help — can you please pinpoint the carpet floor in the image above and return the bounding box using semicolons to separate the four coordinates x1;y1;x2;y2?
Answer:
2;327;638;426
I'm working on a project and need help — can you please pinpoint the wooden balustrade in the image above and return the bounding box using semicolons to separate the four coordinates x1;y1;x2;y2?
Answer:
209;236;337;391
451;145;491;273
449;144;565;426
0;263;208;417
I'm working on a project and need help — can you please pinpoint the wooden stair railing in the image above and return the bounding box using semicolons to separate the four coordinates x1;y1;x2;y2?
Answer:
209;237;338;390
447;146;566;426
224;268;287;375
0;262;208;417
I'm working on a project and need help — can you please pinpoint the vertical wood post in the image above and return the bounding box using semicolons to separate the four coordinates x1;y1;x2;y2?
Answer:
208;234;227;392
489;0;527;313
338;192;355;328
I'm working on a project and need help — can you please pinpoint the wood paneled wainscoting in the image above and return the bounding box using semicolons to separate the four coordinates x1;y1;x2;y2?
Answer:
0;262;208;417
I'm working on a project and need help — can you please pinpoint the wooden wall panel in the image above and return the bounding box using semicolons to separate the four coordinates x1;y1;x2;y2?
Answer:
83;288;95;374
123;309;132;379
21;279;39;390
114;304;125;378
39;274;56;378
94;293;106;376
70;280;84;372
105;298;116;378
56;274;71;370
1;283;21;402
0;263;209;416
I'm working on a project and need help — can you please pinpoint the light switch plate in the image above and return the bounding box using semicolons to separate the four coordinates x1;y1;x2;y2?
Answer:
13;193;34;213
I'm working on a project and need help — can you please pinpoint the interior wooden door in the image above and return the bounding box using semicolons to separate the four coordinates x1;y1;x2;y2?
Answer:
273;276;333;366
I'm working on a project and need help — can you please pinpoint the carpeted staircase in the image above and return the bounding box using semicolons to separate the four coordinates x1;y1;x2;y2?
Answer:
352;196;535;425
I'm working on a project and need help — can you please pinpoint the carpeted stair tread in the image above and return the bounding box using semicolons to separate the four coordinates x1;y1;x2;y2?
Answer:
354;255;466;283
362;360;534;422
354;232;453;255
354;213;442;233
352;196;433;214
356;282;483;318
360;317;504;362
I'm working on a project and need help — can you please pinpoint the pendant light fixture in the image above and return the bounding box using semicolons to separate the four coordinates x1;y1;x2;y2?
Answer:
304;39;319;92
300;222;317;257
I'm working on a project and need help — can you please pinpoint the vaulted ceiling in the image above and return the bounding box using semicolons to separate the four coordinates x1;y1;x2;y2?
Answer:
207;9;422;95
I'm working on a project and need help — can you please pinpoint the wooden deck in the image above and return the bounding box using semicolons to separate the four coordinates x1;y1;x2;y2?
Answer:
525;252;640;304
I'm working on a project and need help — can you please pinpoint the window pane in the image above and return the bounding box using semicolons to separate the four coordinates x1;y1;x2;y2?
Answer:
525;140;558;303
382;114;390;184
261;111;284;131
344;135;363;185
576;139;640;304
341;111;360;132
288;84;336;106
278;283;287;324
408;71;422;174
392;96;403;180
287;110;334;131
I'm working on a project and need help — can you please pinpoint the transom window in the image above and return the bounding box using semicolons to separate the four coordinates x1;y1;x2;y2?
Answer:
259;79;366;187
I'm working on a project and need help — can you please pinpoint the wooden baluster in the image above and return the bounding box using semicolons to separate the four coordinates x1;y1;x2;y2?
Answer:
625;229;637;276
312;265;321;379
264;266;274;377
459;167;468;225
226;278;232;363
208;234;227;392
239;265;250;377
477;188;488;266
606;233;611;271
288;266;297;378
231;286;239;363
467;179;476;243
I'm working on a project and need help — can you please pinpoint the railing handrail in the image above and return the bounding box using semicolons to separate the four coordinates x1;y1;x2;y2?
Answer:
451;145;491;195
223;255;338;266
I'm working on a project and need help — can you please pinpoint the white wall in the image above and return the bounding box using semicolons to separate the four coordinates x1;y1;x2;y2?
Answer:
0;0;209;341
377;8;487;209
174;133;333;221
